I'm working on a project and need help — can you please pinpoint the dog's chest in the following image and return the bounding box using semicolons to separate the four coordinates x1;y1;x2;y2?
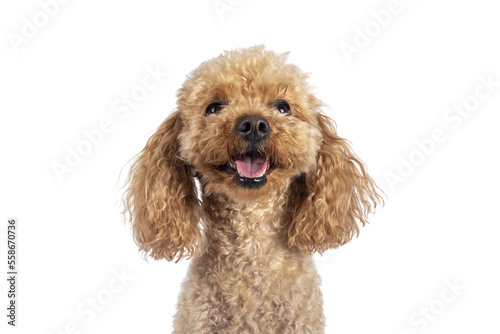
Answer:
175;206;324;333
182;249;323;333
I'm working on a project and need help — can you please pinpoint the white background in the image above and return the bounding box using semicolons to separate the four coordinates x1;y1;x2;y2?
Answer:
1;0;499;333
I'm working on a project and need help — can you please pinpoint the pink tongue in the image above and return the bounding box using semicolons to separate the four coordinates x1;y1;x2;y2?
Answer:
234;155;268;178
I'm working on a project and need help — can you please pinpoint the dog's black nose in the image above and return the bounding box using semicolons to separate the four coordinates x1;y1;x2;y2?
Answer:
236;115;270;144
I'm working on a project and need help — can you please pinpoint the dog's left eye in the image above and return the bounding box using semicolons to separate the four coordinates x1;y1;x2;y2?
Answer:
274;100;291;115
206;103;224;115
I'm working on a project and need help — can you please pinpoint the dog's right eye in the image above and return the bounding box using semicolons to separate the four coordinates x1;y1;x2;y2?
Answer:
206;103;224;115
273;100;291;115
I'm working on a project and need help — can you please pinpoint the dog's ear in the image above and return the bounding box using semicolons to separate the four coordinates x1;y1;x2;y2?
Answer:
123;111;201;262
288;113;382;254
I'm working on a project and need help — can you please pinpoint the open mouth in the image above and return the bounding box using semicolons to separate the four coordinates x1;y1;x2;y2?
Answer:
221;151;272;189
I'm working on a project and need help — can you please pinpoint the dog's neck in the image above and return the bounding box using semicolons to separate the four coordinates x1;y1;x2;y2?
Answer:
200;191;293;259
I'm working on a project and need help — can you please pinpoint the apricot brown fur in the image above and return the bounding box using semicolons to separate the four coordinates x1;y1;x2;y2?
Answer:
123;46;382;333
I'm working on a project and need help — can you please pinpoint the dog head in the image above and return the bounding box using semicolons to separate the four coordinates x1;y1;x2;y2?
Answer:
123;46;382;261
176;46;324;200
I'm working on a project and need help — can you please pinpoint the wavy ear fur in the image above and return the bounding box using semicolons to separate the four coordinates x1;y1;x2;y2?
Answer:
288;113;382;254
123;111;201;262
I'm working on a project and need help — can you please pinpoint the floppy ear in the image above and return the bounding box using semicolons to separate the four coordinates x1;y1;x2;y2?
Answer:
123;111;201;262
288;113;382;254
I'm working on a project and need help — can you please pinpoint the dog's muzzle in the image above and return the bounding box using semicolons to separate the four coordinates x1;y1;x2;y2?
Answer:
219;115;273;189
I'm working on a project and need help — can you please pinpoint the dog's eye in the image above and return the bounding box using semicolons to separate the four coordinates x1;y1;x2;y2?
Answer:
274;100;291;115
206;103;224;115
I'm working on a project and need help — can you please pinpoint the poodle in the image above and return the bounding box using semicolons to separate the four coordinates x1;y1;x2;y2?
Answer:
123;46;382;334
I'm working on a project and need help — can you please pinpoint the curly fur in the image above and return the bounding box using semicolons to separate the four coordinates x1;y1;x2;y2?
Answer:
123;46;382;333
